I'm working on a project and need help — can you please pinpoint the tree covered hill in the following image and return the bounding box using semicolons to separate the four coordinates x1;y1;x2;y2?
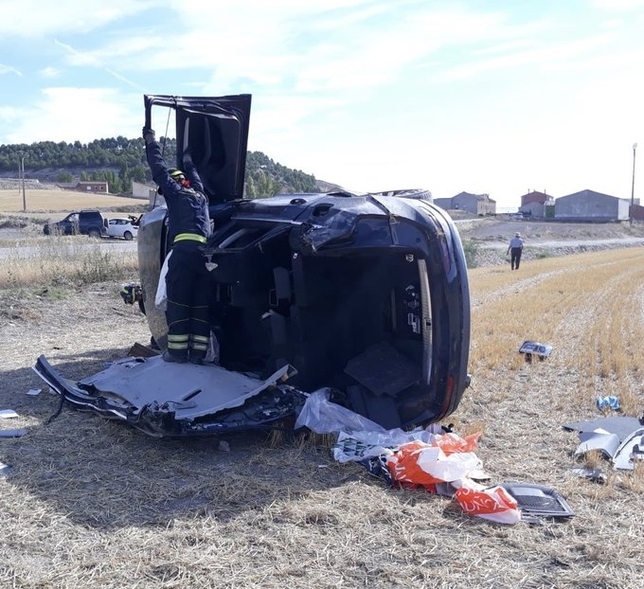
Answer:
0;137;323;197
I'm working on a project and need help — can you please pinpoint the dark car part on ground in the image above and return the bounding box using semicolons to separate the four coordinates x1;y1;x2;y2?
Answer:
43;210;108;238
33;355;306;437
32;94;471;438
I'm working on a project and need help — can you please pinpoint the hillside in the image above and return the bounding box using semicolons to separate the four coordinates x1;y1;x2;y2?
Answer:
0;137;324;197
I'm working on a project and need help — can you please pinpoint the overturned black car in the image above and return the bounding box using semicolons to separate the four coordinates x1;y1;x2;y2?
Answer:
34;94;471;437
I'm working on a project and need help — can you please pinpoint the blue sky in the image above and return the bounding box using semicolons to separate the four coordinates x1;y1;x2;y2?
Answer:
1;0;642;209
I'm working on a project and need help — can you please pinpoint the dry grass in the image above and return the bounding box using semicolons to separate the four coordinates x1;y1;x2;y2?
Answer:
1;247;644;588
0;235;138;289
0;189;147;213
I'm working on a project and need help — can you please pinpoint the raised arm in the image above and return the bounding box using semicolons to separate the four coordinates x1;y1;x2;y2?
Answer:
143;127;177;198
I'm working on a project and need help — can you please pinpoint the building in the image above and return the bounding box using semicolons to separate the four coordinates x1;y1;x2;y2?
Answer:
76;181;108;194
132;180;157;203
554;189;630;222
433;191;496;215
518;190;555;219
630;203;644;221
57;181;109;194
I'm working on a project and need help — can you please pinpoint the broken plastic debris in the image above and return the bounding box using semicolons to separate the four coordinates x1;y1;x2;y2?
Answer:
564;417;644;470
500;483;574;522
519;340;552;362
0;461;12;475
571;467;606;484
595;396;620;411
0;409;18;419
26;388;42;396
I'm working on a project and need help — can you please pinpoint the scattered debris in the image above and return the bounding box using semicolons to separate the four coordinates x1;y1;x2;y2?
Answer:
127;342;160;358
519;340;553;362
564;416;644;470
297;390;575;525
500;483;575;523
218;440;230;453
26;388;42;396
33;355;304;437
571;467;606;484
0;461;12;475
596;395;620;412
0;409;18;419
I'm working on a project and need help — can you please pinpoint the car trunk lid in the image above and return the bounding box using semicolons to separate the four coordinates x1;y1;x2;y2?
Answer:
144;94;252;204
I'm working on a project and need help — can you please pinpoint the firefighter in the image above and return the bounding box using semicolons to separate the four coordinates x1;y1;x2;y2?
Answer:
143;126;212;364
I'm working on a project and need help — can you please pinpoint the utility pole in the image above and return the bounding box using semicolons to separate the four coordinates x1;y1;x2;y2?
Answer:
631;143;638;225
21;155;27;212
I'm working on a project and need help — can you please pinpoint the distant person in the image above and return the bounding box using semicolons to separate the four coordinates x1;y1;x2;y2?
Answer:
143;126;212;364
507;232;524;270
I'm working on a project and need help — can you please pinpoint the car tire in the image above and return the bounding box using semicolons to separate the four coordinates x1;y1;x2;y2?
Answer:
88;228;100;238
123;231;133;241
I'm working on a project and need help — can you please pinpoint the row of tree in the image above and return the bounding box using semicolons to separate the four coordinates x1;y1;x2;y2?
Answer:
0;137;319;197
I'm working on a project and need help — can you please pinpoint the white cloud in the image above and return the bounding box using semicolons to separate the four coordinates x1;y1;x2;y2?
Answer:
0;0;161;37
55;40;146;91
593;0;644;9
3;87;142;144
0;63;22;76
38;67;61;78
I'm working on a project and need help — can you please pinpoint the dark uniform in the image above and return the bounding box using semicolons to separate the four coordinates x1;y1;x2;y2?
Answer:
144;132;212;363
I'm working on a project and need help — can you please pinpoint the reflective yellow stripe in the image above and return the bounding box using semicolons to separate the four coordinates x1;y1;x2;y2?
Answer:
174;233;207;244
167;341;189;350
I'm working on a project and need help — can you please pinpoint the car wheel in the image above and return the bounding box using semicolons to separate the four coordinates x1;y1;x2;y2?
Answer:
123;231;133;241
88;228;100;238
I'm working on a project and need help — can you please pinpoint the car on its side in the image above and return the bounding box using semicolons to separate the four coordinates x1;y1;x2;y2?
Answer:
106;216;140;240
34;93;471;438
43;210;108;238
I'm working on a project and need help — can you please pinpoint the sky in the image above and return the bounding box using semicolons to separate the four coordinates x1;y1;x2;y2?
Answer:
1;0;643;210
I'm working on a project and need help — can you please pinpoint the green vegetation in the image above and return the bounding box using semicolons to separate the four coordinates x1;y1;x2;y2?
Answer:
0;137;319;197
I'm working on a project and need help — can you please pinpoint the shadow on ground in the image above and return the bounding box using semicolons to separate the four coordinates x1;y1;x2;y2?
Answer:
1;349;356;530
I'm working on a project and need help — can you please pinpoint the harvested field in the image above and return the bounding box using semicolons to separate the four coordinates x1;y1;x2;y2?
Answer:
0;189;147;214
1;240;644;588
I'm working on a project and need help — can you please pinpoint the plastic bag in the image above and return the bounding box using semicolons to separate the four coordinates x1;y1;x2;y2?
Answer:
454;484;521;525
387;441;482;488
155;250;172;310
294;389;387;435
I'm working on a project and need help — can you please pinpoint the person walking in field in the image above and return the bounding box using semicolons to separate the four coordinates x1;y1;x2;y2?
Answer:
507;231;524;270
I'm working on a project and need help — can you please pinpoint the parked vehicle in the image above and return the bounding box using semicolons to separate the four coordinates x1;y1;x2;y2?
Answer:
106;216;140;240
34;93;471;438
43;210;108;238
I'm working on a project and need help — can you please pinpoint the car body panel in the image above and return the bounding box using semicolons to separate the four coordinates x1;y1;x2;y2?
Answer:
33;355;304;437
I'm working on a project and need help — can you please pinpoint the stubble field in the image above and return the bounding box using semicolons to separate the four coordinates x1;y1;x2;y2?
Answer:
1;206;644;588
